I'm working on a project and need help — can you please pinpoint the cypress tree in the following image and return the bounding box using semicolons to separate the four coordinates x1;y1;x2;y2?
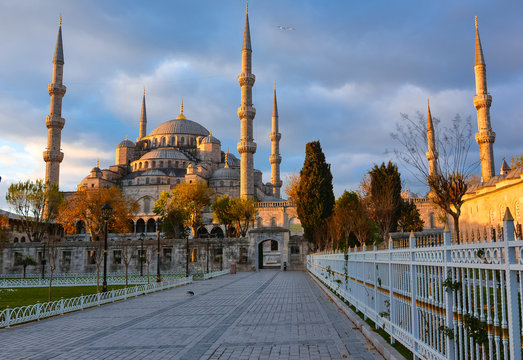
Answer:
296;141;335;242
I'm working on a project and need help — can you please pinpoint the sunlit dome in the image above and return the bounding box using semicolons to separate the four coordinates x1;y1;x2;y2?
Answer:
139;148;189;161
148;101;209;137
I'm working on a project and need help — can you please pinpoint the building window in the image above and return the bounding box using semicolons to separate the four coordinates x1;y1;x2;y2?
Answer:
239;247;248;263
271;240;278;251
181;137;185;145
191;248;198;262
429;213;435;229
291;245;300;254
146;177;149;185
163;248;172;263
21;236;26;243
159;161;163;168
87;249;97;264
62;251;72;267
271;217;276;226
152;161;156;168
113;250;122;265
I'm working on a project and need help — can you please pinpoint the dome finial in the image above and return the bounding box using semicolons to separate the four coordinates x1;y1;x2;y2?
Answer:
96;158;100;168
475;15;478;29
176;98;187;120
126;134;128;141
224;151;229;168
246;1;248;14
209;130;213;137
59;15;62;27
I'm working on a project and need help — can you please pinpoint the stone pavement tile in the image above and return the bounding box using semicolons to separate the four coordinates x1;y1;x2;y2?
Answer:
0;271;385;360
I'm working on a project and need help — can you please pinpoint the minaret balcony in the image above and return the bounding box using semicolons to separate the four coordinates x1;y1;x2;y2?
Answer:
238;73;255;86
237;106;256;119
473;94;492;109
270;132;281;142
237;141;257;154
45;115;65;129
475;130;496;144
48;83;67;96
270;154;282;164
43;150;64;162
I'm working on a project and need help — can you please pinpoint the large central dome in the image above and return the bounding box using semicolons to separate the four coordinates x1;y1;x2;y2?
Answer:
149;118;209;137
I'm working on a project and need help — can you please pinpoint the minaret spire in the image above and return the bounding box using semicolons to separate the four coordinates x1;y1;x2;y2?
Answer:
473;16;495;182
270;83;282;198
138;89;147;140
43;17;66;188
237;3;257;199
426;99;438;176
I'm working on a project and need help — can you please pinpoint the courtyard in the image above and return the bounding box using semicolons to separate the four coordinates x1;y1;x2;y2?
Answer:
0;271;383;360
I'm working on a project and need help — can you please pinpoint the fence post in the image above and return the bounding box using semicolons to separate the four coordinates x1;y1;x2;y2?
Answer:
373;245;378;329
409;231;419;360
60;297;64;315
443;223;455;360
36;301;41;321
502;208;521;359
5;306;10;328
388;237;395;344
80;294;84;310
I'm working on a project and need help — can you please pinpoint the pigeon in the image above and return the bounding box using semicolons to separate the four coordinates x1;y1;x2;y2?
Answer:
186;291;194;296
277;26;295;31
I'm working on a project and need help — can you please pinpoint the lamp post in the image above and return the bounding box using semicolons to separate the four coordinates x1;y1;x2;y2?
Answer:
156;218;162;282
41;242;46;279
139;232;145;277
185;227;190;278
101;203;113;292
206;236;210;274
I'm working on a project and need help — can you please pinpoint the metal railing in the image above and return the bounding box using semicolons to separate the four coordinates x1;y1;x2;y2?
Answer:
0;276;192;328
308;213;523;360
201;269;230;280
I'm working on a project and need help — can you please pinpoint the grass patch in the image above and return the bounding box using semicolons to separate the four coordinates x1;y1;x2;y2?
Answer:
313;273;413;360
0;285;126;310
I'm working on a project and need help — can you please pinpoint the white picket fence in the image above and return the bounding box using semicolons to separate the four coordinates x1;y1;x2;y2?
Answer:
201;269;230;280
308;211;523;360
0;276;192;328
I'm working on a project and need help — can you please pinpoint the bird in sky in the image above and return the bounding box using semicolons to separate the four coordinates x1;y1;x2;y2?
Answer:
277;26;295;30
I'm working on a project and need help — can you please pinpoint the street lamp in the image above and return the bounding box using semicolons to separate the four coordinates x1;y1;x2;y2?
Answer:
185;227;190;277
156;218;162;282
101;203;113;292
139;232;145;277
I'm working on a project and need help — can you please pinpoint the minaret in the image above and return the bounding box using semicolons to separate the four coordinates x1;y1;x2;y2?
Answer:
426;99;438;176
270;84;282;198
473;16;495;182
43;17;66;187
138;89;147;140
237;3;257;199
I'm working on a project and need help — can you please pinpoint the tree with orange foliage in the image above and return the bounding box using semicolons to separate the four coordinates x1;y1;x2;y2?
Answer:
284;173;300;203
58;187;139;241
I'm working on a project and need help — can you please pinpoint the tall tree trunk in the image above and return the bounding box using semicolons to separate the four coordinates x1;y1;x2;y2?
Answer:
452;214;460;244
23;265;27;279
125;265;128;288
48;268;54;302
96;264;100;293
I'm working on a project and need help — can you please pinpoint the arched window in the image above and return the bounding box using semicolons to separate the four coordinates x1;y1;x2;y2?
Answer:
143;198;150;214
136;219;145;233
211;227;224;238
144;161;149;168
14;237;18;243
21;236;26;243
181;137;185;145
183;162;186;167
171;137;174;146
159;161;163;168
146;177;149;185
139;162;143;169
161;137;166;146
152;161;156;168
175;161;179;168
271;240;278;251
157;177;161;184
429;213;435;229
197;227;209;238
257;217;262;227
146;218;156;233
271;217;276;226
152;138;157;147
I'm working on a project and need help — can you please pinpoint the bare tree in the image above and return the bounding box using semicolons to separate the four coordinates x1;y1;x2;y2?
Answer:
392;112;477;241
118;240;137;288
88;240;104;293
144;244;154;284
46;234;59;301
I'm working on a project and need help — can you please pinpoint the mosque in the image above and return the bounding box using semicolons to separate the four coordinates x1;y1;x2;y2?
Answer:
37;5;305;271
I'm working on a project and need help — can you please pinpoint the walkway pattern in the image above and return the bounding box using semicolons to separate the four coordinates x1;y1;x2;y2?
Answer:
0;271;384;360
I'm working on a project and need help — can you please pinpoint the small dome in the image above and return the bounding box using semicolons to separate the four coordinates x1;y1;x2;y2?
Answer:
118;136;135;148
139;148;189;161
210;167;240;181
201;131;220;145
141;169;166;176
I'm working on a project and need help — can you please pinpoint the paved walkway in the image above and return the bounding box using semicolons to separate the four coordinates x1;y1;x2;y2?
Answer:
0;271;384;360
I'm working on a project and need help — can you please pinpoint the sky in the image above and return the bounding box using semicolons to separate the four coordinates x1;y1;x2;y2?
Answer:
1;0;523;210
